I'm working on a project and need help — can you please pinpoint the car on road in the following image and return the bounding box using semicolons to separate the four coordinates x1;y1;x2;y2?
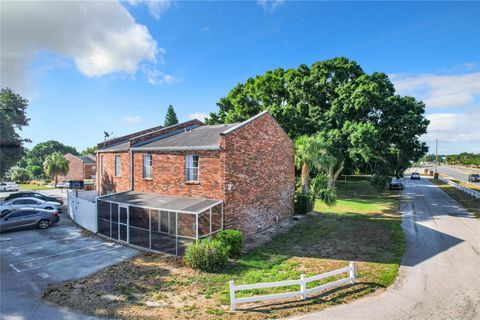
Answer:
4;192;64;205
389;178;405;190
0;197;62;214
0;208;60;231
56;181;69;188
411;172;421;180
468;174;480;182
0;182;19;192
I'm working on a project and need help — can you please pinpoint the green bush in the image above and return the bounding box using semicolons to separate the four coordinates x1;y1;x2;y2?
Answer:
184;239;228;272
294;190;313;214
216;230;243;258
371;174;390;192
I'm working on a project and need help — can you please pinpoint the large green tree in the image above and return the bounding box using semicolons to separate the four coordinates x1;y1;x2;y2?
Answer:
207;57;429;183
164;105;179;127
80;145;98;156
19;140;78;174
43;152;69;185
0;88;30;177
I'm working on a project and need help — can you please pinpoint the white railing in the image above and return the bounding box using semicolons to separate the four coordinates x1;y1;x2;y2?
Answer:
67;191;98;233
229;262;356;311
439;177;480;199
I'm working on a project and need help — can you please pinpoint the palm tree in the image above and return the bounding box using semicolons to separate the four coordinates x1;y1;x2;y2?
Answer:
43;152;69;185
295;135;330;193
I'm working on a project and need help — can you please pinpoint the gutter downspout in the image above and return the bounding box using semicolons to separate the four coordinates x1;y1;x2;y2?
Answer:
129;142;134;191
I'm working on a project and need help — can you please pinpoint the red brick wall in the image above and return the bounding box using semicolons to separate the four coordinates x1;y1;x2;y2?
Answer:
221;113;295;237
57;154;84;182
132;151;224;199
97;152;131;194
84;164;96;179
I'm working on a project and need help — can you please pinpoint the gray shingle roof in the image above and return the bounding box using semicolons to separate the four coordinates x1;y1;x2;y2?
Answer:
99;191;222;213
131;123;239;151
78;155;96;164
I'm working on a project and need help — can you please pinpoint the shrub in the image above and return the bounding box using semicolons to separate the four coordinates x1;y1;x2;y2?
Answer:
371;174;390;192
215;230;243;258
11;168;30;183
184;239;228;272
294;190;313;214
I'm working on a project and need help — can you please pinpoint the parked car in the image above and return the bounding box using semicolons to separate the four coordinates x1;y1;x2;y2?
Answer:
0;208;60;231
0;182;19;192
56;181;69;188
4;192;64;205
411;172;421;180
468;174;480;182
389;178;405;190
0;197;62;214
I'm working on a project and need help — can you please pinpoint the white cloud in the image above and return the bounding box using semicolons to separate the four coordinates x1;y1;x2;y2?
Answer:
188;113;209;121
122;115;142;124
141;65;179;85
257;0;285;13
390;72;480;108
128;0;172;20
423;110;480;143
0;1;168;94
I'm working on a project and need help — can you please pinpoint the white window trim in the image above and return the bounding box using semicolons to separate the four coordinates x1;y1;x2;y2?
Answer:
185;154;199;182
143;154;153;179
101;155;104;176
115;155;122;177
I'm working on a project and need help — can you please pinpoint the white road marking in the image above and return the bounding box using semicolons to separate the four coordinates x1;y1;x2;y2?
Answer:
9;242;107;267
0;236;81;252
10;246;121;272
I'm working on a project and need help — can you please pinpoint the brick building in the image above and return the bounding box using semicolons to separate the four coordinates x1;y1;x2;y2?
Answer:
96;112;295;255
57;153;96;182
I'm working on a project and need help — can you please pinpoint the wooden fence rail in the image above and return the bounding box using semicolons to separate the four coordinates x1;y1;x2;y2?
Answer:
229;262;356;311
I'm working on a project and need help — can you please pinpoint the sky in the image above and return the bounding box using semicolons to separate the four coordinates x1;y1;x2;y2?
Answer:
1;0;479;155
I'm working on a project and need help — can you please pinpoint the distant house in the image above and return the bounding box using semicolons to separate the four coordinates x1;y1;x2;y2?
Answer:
96;112;295;255
57;153;96;183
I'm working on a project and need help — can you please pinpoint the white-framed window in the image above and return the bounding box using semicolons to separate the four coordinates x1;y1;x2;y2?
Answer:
185;154;199;182
143;154;152;179
115;155;122;177
101;155;104;175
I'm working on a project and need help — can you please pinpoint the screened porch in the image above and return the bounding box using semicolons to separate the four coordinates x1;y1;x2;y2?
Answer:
96;192;223;256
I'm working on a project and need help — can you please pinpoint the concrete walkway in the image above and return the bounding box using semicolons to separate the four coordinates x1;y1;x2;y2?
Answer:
294;177;480;320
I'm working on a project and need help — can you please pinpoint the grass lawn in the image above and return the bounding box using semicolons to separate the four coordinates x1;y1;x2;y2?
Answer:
18;184;53;191
44;180;404;319
430;179;480;218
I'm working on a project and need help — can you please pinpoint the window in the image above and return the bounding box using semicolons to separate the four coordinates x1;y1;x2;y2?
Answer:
8;211;34;219
115;155;122;177
143;154;152;179
101;155;104;175
185;154;199;182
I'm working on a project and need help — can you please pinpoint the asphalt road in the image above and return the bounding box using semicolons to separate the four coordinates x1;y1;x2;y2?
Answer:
0;200;138;320
294;177;480;320
424;165;480;186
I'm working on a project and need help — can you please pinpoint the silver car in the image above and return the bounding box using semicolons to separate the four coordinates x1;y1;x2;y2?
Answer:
0;197;61;214
0;208;60;231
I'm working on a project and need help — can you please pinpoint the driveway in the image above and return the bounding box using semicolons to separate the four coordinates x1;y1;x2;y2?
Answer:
0;212;138;320
294;177;480;320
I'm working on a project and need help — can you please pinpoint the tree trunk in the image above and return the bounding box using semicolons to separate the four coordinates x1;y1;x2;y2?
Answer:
330;159;345;188
301;162;309;193
54;174;58;186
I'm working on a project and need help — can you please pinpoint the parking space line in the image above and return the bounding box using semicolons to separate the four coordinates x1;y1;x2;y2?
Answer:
9;246;121;272
9;243;110;267
0;236;81;252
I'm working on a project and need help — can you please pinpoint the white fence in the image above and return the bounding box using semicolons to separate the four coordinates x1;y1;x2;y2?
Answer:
439;177;480;199
229;262;356;311
67;190;98;233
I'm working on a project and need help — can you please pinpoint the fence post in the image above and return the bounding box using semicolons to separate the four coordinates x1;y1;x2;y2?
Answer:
349;261;356;284
300;274;307;300
229;280;236;312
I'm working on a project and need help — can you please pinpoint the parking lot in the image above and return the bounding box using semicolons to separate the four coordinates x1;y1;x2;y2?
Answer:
0;191;138;320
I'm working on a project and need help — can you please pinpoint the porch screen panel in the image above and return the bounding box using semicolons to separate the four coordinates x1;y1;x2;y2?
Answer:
129;206;150;249
211;204;222;232
97;200;111;237
198;210;210;237
177;212;196;238
151;209;176;254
